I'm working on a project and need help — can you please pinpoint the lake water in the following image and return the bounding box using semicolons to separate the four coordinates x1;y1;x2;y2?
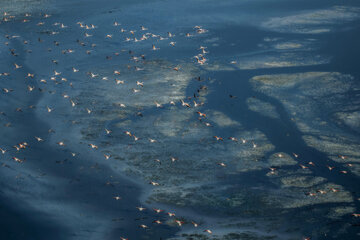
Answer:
1;0;360;239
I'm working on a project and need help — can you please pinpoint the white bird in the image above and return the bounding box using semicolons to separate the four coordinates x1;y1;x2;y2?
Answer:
14;63;22;69
149;181;159;186
70;100;76;107
175;220;184;226
192;221;199;227
12;157;24;163
181;100;191;108
27;85;35;92
167;212;176;217
136;206;146;211
35;136;44;142
90;72;98;78
0;148;6;154
115;79;125;85
229;137;238;142
89;143;98;149
217;162;226;167
154;102;162;108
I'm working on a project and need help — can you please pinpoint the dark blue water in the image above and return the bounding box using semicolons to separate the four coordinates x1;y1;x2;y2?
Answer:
1;0;360;239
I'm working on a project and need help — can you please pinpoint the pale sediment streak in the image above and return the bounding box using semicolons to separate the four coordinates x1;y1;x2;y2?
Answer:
261;6;360;34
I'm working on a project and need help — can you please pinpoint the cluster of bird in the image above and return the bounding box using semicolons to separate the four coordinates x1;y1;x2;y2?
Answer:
268;153;358;199
118;205;214;240
0;10;218;239
0;9;359;240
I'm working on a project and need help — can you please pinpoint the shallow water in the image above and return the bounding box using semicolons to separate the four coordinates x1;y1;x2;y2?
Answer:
1;0;360;239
